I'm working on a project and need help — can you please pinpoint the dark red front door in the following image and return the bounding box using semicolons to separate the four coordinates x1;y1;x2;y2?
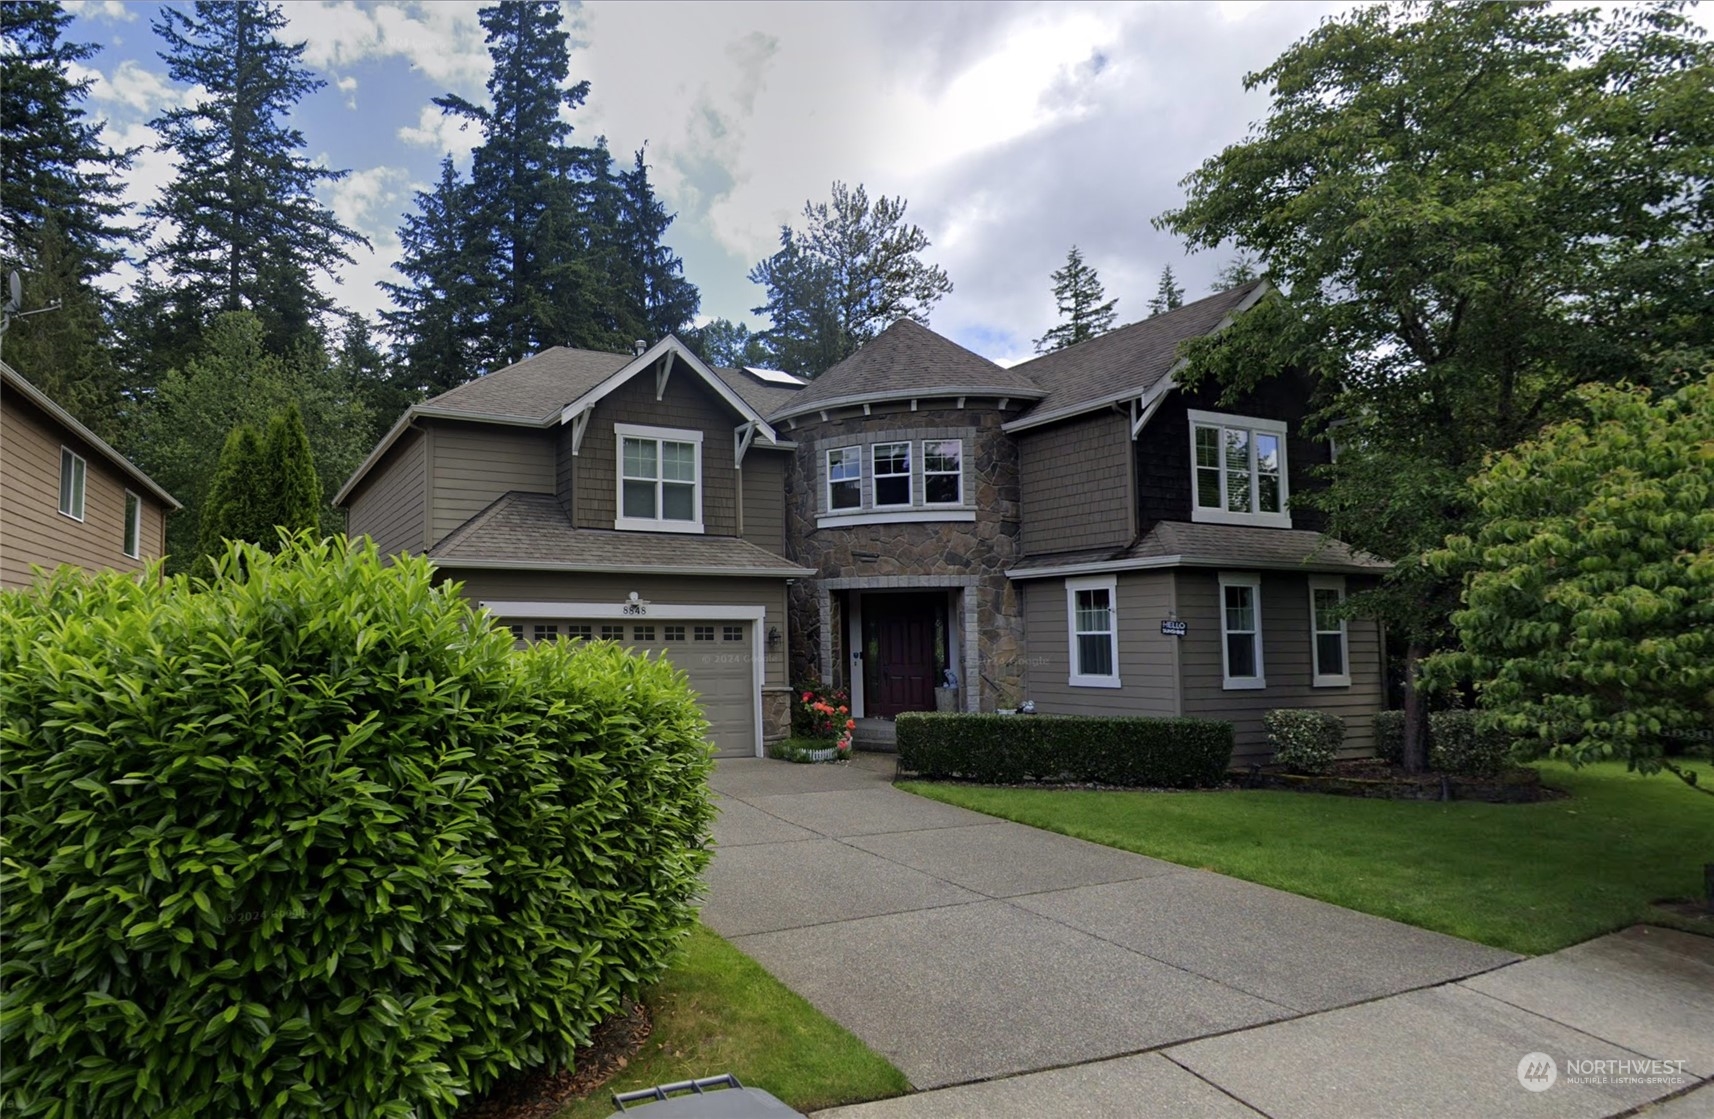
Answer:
862;595;943;718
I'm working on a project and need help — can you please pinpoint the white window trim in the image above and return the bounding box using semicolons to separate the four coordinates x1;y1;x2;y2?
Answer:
614;422;704;534
817;509;975;529
1309;575;1351;687
825;446;862;513
922;438;964;506
870;441;913;509
1066;574;1121;689
58;446;86;522
1187;409;1292;528
1218;571;1265;690
122;489;142;558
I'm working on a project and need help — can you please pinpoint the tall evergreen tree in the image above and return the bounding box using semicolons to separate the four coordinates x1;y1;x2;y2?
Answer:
261;402;320;538
686;318;773;369
1034;246;1116;353
750;181;952;378
618;147;699;341
0;0;136;274
1212;255;1260;291
1146;265;1186;316
143;0;366;370
381;157;486;397
195;422;267;573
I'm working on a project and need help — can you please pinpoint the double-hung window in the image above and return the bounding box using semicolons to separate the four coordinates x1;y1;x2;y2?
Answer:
1219;572;1264;689
923;440;962;504
872;442;911;507
1189;411;1288;526
1066;575;1120;688
1310;576;1350;687
58;447;86;520
826;446;862;510
123;491;142;558
616;424;702;532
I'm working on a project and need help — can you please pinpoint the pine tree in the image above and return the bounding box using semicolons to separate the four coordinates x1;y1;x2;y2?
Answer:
1213;256;1261;291
381;158;486;397
617;147;699;341
1034;246;1117;353
144;0;366;366
261;402;320;540
750;182;952;378
1147;265;1185;317
0;0;137;275
195;422;267;571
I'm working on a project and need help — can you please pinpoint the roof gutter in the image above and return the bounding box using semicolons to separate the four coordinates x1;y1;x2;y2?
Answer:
1006;549;1393;580
771;385;1046;424
430;557;818;579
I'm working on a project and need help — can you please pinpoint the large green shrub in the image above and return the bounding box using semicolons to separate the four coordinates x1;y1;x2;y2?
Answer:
1374;710;1406;765
0;537;713;1118
1264;709;1346;775
896;713;1234;787
1428;709;1512;777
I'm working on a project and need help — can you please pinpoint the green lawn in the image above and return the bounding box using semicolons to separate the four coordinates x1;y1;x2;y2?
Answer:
556;925;910;1118
902;761;1713;956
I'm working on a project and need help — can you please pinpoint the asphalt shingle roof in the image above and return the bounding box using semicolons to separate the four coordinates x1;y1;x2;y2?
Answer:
771;318;1044;419
1010;519;1390;576
430;492;814;576
1010;280;1266;421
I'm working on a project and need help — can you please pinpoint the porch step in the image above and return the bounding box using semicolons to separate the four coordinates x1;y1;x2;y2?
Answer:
853;717;898;753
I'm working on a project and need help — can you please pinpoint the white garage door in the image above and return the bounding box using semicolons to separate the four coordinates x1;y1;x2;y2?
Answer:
514;619;757;758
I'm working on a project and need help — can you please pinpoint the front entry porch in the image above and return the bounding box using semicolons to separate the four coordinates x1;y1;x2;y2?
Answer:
815;574;988;719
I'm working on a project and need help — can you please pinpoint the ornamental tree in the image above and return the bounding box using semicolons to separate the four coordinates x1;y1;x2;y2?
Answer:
1425;376;1714;795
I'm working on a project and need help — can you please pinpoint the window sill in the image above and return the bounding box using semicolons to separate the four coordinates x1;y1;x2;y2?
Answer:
58;509;85;523
613;517;705;534
1222;677;1267;690
1192;508;1292;529
1312;675;1352;688
1068;675;1122;689
816;508;976;529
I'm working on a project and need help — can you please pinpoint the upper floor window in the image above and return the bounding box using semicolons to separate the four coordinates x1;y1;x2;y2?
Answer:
924;440;962;504
827;447;862;510
1189;410;1289;528
58;447;86;521
872;442;911;507
123;491;142;558
616;423;702;533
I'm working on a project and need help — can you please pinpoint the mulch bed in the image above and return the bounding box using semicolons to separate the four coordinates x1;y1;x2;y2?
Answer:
454;1000;651;1119
1239;759;1565;803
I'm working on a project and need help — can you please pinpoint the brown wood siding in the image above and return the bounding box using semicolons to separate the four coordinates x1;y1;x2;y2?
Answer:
554;424;575;521
1020;571;1180;717
428;422;556;545
345;427;426;558
1018;409;1132;555
1;394;170;587
1176;569;1384;762
573;371;740;535
440;568;790;688
740;450;787;553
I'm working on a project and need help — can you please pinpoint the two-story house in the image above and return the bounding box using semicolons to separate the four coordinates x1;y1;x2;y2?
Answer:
334;340;815;758
1;360;180;589
341;282;1389;764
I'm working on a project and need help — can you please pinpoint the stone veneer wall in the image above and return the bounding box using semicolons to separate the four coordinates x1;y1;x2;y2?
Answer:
782;403;1027;713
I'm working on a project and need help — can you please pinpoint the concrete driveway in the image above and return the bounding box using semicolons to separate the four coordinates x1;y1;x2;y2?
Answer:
702;755;1519;1092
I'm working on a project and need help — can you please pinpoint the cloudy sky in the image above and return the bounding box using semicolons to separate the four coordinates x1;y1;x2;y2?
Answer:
63;0;1346;365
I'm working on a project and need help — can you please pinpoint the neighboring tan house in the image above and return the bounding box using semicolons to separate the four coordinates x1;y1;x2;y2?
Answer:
336;338;815;758
341;282;1390;763
1;360;180;589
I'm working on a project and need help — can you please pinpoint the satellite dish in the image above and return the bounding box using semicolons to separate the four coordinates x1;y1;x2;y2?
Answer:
4;271;18;313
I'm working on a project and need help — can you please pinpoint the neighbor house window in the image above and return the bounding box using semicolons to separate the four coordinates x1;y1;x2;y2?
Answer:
616;423;701;531
58;447;86;520
123;491;142;558
1310;576;1350;687
826;446;862;510
872;442;911;507
1189;411;1288;526
923;440;962;504
1066;575;1120;688
1219;573;1264;689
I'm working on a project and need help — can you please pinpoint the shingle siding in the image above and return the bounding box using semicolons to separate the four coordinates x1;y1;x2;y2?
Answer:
740;450;788;552
574;370;740;535
1176;569;1384;763
1021;571;1180;717
1018;409;1132;555
1;394;168;587
428;423;556;545
346;427;426;557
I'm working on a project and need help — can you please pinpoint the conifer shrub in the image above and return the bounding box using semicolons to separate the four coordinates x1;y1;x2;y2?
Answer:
0;537;713;1118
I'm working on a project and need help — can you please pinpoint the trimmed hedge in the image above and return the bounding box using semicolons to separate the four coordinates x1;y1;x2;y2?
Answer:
1429;709;1512;777
0;537;714;1119
1264;709;1345;774
896;712;1234;787
1374;710;1406;764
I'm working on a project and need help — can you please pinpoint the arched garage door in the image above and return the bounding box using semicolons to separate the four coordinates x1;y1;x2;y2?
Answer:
509;618;758;758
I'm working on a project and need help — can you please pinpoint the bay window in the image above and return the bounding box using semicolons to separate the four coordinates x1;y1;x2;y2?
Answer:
924;440;962;504
872;442;911;507
827;446;862;510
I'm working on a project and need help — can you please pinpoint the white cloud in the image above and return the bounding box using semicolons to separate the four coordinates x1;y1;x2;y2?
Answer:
286;1;490;93
69;59;195;117
61;0;135;22
397;104;481;160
